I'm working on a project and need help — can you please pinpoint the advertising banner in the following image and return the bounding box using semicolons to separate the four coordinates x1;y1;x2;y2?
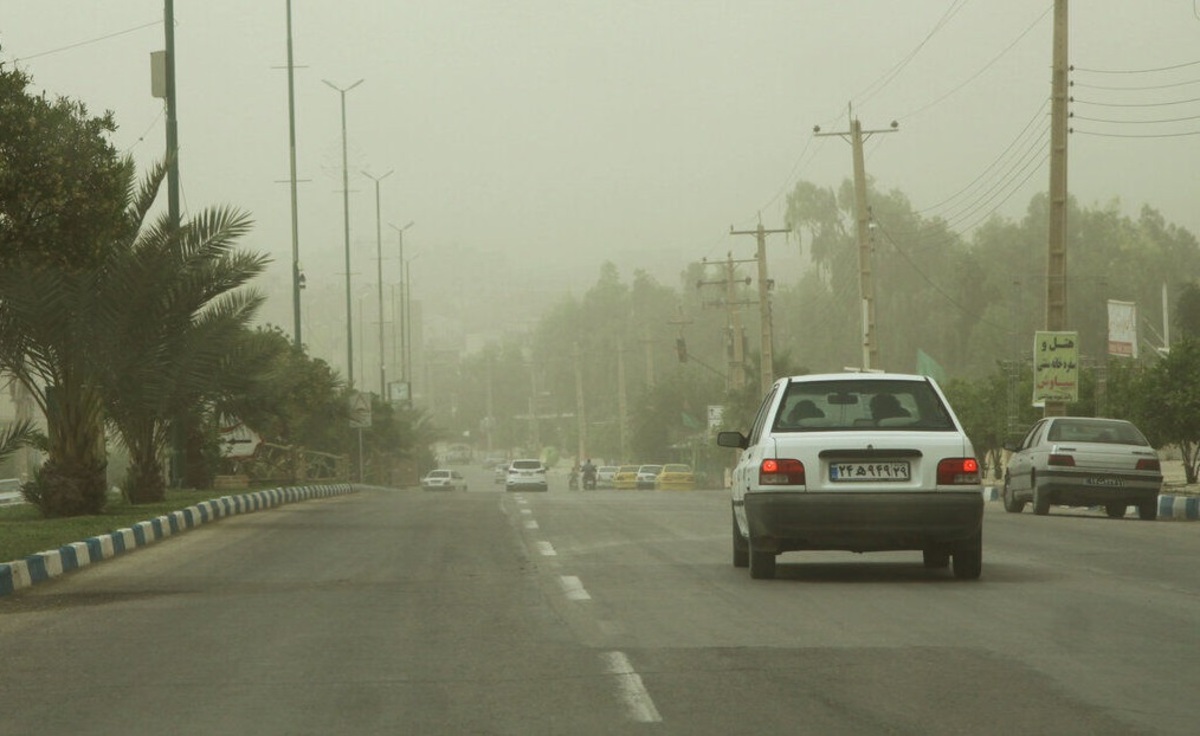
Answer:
1107;300;1138;358
1033;331;1079;403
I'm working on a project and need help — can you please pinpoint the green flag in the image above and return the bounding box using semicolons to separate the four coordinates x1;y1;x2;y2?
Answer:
916;348;947;384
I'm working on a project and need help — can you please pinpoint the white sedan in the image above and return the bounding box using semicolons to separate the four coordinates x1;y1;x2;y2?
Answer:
1002;416;1162;519
421;468;468;492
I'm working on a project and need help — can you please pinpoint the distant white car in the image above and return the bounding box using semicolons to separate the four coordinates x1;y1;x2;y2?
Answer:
506;459;548;492
421;468;468;492
596;465;619;489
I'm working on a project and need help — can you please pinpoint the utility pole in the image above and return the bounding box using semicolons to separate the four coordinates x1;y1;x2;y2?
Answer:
573;342;587;462
731;220;789;393
1044;0;1070;417
323;78;364;387
643;324;655;387
388;222;414;396
284;0;302;349
364;170;393;397
163;0;182;488
617;338;629;461
815;112;898;370
697;254;755;391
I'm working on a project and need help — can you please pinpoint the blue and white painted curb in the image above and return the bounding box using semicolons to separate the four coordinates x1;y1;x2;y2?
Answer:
0;484;355;597
982;484;1199;520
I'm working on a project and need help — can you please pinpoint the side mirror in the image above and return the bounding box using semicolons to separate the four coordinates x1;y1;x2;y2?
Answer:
717;431;748;450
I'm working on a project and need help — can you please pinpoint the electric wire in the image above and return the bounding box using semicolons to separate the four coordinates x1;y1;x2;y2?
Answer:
917;97;1049;215
12;21;162;62
1073;59;1200;75
852;0;971;109
898;2;1052;122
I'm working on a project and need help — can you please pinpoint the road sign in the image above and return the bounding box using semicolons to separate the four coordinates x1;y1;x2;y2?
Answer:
349;391;372;428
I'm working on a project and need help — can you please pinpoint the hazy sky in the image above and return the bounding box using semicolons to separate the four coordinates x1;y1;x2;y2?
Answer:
4;1;1199;371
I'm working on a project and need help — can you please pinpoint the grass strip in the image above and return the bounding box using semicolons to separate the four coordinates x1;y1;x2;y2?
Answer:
0;489;239;563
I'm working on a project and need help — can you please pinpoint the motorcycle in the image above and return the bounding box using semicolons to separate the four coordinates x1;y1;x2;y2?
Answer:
568;469;579;491
582;467;597;490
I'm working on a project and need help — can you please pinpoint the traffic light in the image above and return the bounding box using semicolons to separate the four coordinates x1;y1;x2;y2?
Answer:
676;337;688;363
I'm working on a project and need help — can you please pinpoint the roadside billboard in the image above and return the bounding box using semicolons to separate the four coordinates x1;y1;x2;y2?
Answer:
1033;330;1079;404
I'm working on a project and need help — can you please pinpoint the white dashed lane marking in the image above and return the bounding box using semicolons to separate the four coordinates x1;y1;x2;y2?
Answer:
558;575;591;600
524;520;539;530
537;541;557;556
602;651;662;723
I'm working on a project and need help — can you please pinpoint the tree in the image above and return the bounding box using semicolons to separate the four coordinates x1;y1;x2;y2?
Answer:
1138;339;1200;483
0;61;131;516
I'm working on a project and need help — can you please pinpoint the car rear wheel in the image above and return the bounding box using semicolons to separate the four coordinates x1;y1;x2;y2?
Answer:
1032;481;1051;516
732;511;748;568
922;549;950;569
1138;498;1158;521
952;532;982;580
1002;477;1026;514
1105;503;1126;518
748;536;776;580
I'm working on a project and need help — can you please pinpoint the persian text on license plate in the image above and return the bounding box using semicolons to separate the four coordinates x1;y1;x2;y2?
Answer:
829;461;911;482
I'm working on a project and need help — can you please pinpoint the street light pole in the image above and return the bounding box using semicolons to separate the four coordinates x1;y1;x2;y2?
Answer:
322;78;363;387
364;170;393;397
388;221;414;399
285;0;302;349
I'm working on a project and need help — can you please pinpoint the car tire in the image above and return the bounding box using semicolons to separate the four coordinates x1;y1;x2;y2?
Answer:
1105;503;1126;519
922;549;950;569
1002;477;1026;514
952;532;982;580
1032;483;1051;516
748;536;776;580
732;512;749;568
1138;498;1158;521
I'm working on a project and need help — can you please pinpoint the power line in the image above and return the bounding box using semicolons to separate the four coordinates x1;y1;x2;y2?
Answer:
852;0;970;109
13;21;162;62
1073;58;1200;75
899;3;1053;122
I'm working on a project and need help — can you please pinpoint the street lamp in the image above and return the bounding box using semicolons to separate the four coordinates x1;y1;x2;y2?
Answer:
322;77;363;387
363;169;393;397
405;252;420;403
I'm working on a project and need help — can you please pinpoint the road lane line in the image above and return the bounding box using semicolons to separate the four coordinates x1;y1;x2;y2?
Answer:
558;575;591;600
524;520;539;530
520;508;532;515
537;541;557;556
602;651;662;723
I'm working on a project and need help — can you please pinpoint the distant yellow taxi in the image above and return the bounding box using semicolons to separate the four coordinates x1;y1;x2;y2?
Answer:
613;464;640;490
655;463;696;491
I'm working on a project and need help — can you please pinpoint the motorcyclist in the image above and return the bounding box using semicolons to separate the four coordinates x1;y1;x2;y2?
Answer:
581;459;597;490
568;463;580;490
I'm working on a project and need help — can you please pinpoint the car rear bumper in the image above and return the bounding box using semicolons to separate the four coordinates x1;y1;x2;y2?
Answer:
1034;470;1162;506
741;490;983;553
507;482;548;492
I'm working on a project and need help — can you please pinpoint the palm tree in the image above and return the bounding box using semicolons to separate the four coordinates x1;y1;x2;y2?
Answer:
0;230;117;516
99;163;269;503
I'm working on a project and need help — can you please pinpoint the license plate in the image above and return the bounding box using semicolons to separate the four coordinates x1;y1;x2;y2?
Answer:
829;461;910;482
1086;476;1123;487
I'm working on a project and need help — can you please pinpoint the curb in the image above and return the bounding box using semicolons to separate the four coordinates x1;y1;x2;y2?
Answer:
0;483;355;597
981;485;1199;520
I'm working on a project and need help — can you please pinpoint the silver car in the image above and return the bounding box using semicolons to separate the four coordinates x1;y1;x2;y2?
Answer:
1002;416;1162;519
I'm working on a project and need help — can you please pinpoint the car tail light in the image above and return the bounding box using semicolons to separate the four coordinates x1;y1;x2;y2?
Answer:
1048;453;1075;467
937;457;981;485
1136;458;1160;471
760;458;805;486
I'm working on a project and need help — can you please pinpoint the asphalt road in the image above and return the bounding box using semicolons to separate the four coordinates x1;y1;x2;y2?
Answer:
2;467;1197;735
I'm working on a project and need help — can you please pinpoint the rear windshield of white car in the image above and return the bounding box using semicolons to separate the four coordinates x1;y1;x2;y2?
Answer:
772;378;956;432
1046;418;1149;445
510;460;543;470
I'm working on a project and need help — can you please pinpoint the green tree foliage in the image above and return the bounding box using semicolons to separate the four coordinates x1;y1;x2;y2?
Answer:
0;60;129;270
99;163;269;503
1175;282;1200;340
1137;339;1200;483
0;61;133;515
